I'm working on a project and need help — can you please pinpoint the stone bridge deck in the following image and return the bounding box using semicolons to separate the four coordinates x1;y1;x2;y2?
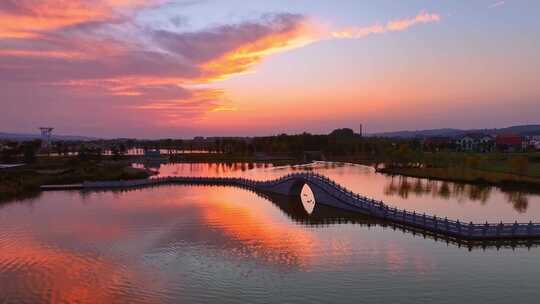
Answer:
46;172;540;240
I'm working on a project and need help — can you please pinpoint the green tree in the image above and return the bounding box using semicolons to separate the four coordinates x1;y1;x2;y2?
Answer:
23;143;37;163
78;144;89;161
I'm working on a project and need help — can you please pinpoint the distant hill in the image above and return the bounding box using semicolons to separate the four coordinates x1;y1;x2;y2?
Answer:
492;125;540;136
0;132;98;141
370;128;464;139
370;125;540;139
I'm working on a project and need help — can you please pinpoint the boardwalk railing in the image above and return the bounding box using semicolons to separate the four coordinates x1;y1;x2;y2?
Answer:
78;172;540;240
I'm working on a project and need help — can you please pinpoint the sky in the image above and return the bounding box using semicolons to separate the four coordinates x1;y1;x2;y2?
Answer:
1;0;539;138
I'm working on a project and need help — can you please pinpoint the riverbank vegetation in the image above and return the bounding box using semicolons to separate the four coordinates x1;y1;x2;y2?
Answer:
0;156;150;202
374;152;540;189
205;130;540;189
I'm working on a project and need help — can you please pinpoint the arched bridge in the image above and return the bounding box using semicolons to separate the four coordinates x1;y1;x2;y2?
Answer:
45;172;540;240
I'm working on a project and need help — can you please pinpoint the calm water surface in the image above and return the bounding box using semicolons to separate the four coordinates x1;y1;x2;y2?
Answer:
1;162;540;303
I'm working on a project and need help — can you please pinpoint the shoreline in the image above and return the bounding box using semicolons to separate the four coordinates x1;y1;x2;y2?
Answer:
323;156;540;192
0;159;152;203
375;166;540;193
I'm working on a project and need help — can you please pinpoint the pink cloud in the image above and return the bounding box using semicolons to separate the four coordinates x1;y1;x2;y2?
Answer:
489;1;505;9
0;0;156;38
0;2;443;137
331;11;441;39
0;2;310;134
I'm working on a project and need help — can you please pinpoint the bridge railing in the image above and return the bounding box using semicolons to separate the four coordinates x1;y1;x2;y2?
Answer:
300;172;540;237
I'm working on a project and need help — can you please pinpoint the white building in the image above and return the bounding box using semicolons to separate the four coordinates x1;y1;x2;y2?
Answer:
456;134;494;152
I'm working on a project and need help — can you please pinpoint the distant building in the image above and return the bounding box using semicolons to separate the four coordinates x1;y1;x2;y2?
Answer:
495;134;523;152
39;127;54;149
531;140;540;151
0;142;19;153
456;134;494;152
528;135;540;150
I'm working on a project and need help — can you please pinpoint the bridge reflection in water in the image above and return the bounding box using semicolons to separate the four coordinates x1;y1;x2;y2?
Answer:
257;191;540;251
75;177;540;250
76;173;540;241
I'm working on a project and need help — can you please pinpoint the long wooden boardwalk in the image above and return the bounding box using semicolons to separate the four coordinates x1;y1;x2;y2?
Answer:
42;172;540;240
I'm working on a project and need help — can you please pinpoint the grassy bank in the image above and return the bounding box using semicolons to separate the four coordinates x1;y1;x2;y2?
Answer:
378;168;540;189
0;157;150;202
327;152;540;191
377;165;540;191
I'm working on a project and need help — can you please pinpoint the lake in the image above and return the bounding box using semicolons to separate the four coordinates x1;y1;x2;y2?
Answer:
1;162;539;303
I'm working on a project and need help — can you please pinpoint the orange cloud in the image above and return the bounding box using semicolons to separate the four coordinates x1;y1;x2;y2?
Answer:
201;19;317;81
0;1;134;38
331;11;441;39
211;106;237;112
1;7;312;124
129;88;230;124
0;9;101;38
0;2;443;133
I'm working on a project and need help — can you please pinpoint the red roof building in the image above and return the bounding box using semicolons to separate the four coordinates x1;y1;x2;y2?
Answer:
495;134;523;151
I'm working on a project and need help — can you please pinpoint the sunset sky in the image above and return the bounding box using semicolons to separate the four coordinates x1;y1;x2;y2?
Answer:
1;0;539;138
